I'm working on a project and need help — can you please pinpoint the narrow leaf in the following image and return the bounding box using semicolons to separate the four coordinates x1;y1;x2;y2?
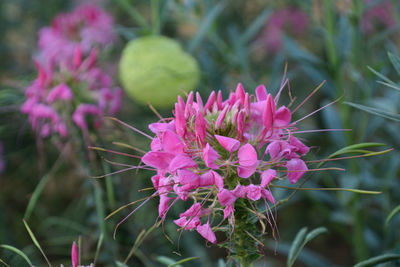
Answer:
239;8;271;44
386;204;400;226
287;227;327;267
168;257;200;267
345;102;400;122
23;220;52;267
188;0;227;52
354;254;400;267
287;227;308;267
388;52;400;75
0;245;33;266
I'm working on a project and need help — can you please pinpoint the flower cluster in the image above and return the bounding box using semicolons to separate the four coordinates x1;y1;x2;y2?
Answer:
259;7;308;53
21;4;122;139
142;83;310;243
38;4;116;67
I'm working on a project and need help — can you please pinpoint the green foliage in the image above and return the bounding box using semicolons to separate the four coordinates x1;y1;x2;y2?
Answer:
287;227;328;267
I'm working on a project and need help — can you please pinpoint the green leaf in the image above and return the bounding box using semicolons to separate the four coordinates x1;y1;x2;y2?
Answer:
345;102;400;122
23;220;52;267
388;52;400;75
386;204;400;226
168;257;200;267
354;254;400;267
156;256;178;266
0;244;33;266
377;80;400;92
287;227;328;267
327;142;386;159
239;8;271;44
188;0;227;52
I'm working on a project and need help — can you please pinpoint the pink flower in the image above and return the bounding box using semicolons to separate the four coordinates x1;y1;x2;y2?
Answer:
258;7;308;53
360;0;396;35
46;83;74;103
137;82;314;243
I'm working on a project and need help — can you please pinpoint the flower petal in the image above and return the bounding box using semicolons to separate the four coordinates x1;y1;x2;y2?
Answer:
215;135;240;152
286;158;308;184
261;169;277;187
238;144;257;166
196;222;216;244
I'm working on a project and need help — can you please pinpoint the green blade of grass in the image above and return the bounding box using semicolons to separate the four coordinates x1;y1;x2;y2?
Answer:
23;220;52;267
354;254;400;267
386;204;400;226
0;245;33;266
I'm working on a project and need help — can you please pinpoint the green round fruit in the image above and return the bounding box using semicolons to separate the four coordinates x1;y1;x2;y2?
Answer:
119;36;200;108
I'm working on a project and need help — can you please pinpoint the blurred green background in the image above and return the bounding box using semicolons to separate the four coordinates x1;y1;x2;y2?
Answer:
1;0;400;266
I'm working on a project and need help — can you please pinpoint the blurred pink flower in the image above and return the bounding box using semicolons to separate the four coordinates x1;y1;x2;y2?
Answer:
38;4;116;67
22;4;121;140
360;0;397;34
259;7;308;53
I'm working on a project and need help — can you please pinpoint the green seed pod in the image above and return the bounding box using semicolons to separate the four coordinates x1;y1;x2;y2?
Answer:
119;36;200;108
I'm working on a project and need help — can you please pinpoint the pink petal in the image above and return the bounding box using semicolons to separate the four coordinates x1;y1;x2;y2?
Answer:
196;222;216;244
181;203;202;217
199;170;215;187
177;169;199;186
162;130;185;154
203;143;220;169
275;106;291;126
261;188;276;204
289;136;310;155
142;151;175;170
237;163;258;178
215;104;229;129
232;184;246;198
255;85;268;101
215;135;240;152
169;154;198;172
174;217;201;230
174;103;186;137
245;184;262;201
150;137;162;151
286;158;308;184
212;171;224;190
223;205;234;219
266;141;280;159
159;195;172;218
217;189;236;206
261;169;277;187
238;144;258;166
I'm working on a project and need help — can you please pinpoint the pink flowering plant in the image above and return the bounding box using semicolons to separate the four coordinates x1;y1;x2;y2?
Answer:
21;4;122;143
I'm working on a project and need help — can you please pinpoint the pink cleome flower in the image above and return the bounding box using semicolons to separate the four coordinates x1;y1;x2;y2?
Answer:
141;83;311;244
38;4;116;67
21;4;122;139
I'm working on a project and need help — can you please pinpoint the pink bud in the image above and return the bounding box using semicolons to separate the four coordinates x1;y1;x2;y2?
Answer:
204;91;216;112
215;104;229;129
196;92;204;112
255;85;267;101
262;94;275;131
71;242;78;267
195;111;207;144
217;90;223;109
73;46;82;69
235;83;245;105
174;103;186;137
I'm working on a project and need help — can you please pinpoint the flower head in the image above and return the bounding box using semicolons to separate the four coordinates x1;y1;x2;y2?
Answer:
140;83;310;243
22;4;121;140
